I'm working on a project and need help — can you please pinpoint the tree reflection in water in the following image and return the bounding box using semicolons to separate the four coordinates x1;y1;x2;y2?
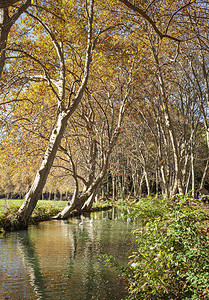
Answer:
0;210;135;300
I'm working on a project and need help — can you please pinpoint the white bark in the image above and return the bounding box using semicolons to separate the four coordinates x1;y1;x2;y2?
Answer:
150;39;184;195
200;160;209;189
17;0;94;225
54;81;130;219
18;112;69;222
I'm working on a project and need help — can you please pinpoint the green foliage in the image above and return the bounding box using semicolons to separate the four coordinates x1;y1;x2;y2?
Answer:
116;196;209;299
103;254;129;274
117;196;168;223
0;202;20;230
30;203;60;222
92;200;112;209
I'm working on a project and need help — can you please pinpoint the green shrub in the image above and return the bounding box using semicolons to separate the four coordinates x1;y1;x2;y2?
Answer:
31;203;60;222
118;196;209;299
0;203;20;230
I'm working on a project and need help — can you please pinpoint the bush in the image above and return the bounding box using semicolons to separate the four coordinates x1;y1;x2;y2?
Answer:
0;203;20;230
120;196;209;299
31;203;60;222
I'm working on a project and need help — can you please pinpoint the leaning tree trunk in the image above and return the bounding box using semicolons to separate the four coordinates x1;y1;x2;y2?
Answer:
200;159;209;189
55;170;106;219
81;186;100;212
16;0;94;227
17;112;69;225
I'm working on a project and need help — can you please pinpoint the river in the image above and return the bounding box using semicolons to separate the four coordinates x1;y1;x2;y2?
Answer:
0;209;136;300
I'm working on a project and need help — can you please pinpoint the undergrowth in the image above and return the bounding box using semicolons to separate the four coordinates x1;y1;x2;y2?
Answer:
105;195;209;299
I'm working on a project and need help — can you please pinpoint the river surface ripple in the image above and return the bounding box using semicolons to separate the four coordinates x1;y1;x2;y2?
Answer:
0;209;136;300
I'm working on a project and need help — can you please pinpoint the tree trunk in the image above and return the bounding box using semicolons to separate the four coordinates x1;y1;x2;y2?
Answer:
55;167;108;219
0;8;9;78
155;169;159;197
191;147;195;197
144;169;150;196
185;167;191;195
112;176;116;201
13;0;95;228
81;187;99;212
151;39;184;195
139;172;145;197
160;165;169;198
200;159;209;189
17;112;68;225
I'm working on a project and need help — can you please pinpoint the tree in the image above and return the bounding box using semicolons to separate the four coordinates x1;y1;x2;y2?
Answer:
54;57;134;218
12;0;95;226
0;0;31;78
1;0;209;224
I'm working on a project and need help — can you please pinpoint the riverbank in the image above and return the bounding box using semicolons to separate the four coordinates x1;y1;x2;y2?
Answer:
111;196;209;299
0;199;113;232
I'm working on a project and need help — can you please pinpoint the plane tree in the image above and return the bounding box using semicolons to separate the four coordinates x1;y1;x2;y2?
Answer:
0;0;96;227
53;57;135;218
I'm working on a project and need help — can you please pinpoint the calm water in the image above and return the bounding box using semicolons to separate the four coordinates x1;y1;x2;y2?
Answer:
0;209;136;300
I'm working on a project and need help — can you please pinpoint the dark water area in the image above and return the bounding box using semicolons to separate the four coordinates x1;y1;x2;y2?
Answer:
0;209;136;300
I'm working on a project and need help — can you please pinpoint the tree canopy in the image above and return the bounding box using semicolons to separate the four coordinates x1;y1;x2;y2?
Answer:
0;0;209;225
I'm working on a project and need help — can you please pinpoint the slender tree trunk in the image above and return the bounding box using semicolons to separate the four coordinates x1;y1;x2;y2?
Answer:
191;146;195;197
106;174;110;198
101;185;105;199
200;159;209;189
0;8;9;77
139;172;145;197
112;176;116;201
144;169;150;196
185;167;191;194
155;168;159;197
151;39;184;195
160;165;169;198
132;172;137;197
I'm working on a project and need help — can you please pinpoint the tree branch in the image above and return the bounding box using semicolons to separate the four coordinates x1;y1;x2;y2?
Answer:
118;0;181;42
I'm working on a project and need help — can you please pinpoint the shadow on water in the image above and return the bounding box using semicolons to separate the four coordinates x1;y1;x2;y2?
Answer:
0;209;135;300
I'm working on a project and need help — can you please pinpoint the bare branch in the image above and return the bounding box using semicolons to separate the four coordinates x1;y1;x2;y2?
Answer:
118;0;181;42
165;1;196;35
0;98;33;106
7;47;60;101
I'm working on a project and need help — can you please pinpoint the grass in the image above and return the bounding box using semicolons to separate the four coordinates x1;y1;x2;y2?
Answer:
0;199;113;231
0;199;68;210
0;199;68;231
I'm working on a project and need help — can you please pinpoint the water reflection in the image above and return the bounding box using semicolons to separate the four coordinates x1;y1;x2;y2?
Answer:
0;209;135;300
